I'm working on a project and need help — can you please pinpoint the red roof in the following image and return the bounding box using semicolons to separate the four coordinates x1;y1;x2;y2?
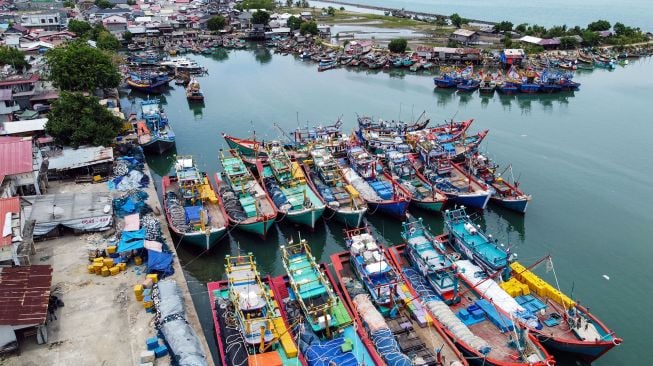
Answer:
0;197;19;247
0;74;39;87
0;265;52;326
0;137;33;177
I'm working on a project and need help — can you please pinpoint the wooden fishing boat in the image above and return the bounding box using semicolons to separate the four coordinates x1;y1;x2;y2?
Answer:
416;158;491;210
496;81;519;94
137;99;176;154
499;259;622;362
331;229;469;366
457;78;480;92
386;244;555;366
433;73;461;88
304;146;367;227
217;150;277;238
126;71;171;93
479;78;496;94
207;254;301;366
341;145;411;219
444;208;509;275
256;145;325;229
357;112;430;134
469;154;531;213
185;77;204;102
415;129;489;165
385;150;447;212
162;156;228;250
406;118;474;146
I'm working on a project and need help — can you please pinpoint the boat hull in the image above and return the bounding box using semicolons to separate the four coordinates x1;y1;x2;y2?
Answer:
224;135;266;157
491;196;529;214
283;206;325;229
234;217;276;238
331;207;366;228
141;138;175;155
175;228;228;250
368;199;409;219
537;335;617;363
411;199;444;212
446;191;491;210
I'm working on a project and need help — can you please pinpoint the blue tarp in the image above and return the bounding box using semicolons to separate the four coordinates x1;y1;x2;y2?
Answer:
118;228;146;253
184;206;201;223
147;250;174;277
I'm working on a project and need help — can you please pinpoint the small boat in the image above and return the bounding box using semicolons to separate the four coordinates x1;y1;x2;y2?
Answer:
305;146;367;227
405;118;474;145
387;243;554;366
159;57;204;73
216;150;277;238
357;112;430;134
470;154;532;213
594;58;616;70
174;71;190;85
457;78;480;92
318;60;337;72
256;145;325;229
415;129;489;165
519;82;541;94
423;161;491;209
433;73;461;88
185;78;204;102
497;81;519;94
162;156;228;250
385;150;447;212
341;145;411;219
137;99;175;154
479;78;496;94
207;254;301;366
126;71;171;93
332;229;470;366
443;207;509;275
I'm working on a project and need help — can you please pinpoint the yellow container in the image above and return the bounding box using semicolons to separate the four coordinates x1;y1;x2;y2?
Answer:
106;246;117;254
290;162;306;184
135;294;144;302
93;175;102;182
102;258;114;268
134;284;144;297
272;317;298;358
101;266;110;277
345;185;359;199
134;256;142;266
87;265;95;273
146;274;158;284
118;262;127;271
93;257;104;264
110;266;120;276
93;262;103;275
143;300;154;309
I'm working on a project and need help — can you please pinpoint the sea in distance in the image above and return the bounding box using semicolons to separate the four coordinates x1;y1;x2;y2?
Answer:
121;49;653;365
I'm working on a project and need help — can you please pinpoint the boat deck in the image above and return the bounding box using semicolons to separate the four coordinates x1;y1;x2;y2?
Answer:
448;221;506;267
165;178;227;230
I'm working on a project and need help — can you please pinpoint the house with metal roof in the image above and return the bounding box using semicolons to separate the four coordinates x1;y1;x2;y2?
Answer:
0;137;47;197
449;28;479;45
0;197;22;265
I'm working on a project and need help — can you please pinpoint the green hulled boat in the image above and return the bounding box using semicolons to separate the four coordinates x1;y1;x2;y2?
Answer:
217;150;277;238
305;146;367;227
257;145;325;229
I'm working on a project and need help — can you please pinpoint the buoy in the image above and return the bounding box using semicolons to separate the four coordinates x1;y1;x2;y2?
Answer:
602;275;610;280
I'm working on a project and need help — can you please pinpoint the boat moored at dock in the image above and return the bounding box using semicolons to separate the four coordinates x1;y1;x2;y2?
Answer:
137;99;176;154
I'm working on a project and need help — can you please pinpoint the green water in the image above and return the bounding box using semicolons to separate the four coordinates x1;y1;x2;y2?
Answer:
124;48;653;365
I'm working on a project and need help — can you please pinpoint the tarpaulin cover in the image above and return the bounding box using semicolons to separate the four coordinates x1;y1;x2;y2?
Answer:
124;213;140;231
117;228;146;253
147;250;173;276
144;240;163;252
184;206;201;223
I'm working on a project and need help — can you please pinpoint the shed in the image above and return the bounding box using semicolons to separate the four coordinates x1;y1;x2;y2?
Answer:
21;192;113;237
500;48;525;66
46;146;113;178
0;197;22;264
0;265;53;352
0;118;48;137
449;28;478;44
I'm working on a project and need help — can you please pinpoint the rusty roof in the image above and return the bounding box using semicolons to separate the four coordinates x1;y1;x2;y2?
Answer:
0;137;33;176
0;265;52;326
0;197;20;247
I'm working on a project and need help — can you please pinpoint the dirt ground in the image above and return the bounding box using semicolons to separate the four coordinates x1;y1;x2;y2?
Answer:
0;168;213;366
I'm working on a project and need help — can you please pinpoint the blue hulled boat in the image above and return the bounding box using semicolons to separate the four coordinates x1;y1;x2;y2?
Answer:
433;73;460;88
137;99;176;154
126;71;171;93
385;150;447;212
457;78;480;92
443;208;510;275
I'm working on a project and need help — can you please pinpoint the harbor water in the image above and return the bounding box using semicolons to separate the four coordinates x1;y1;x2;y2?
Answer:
123;50;653;365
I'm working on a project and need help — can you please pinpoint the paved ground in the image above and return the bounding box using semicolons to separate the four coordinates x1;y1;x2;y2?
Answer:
1;167;213;366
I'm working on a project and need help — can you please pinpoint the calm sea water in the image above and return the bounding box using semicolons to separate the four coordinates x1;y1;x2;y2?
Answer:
123;49;653;365
309;0;653;31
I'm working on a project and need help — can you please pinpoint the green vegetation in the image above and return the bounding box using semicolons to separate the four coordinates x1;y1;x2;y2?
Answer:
300;21;318;36
46;92;124;148
559;36;579;50
587;20;611;31
63;0;74;8
287;16;302;30
513;19;648;48
449;13;464;28
235;0;275;11
502;35;513;48
207;15;226;31
515;23;528;33
45;41;121;92
252;10;270;25
123;30;133;43
95;0;113;9
96;31;120;51
326;6;336;16
494;21;513;32
68;19;92;36
388;38;408;53
0;46;30;72
581;30;600;46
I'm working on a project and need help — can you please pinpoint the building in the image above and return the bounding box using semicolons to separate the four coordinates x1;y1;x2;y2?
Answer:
345;40;373;55
0;136;47;197
0;197;24;265
500;48;525;67
317;24;331;39
102;15;128;33
0;74;40;109
299;11;312;21
19;11;67;31
0;118;48;137
449;29;479;45
0;90;19;123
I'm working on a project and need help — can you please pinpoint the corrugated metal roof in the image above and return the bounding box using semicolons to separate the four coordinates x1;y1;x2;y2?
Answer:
452;29;476;37
0;265;52;326
0;137;33;176
47;146;114;171
0;197;19;247
0;118;48;136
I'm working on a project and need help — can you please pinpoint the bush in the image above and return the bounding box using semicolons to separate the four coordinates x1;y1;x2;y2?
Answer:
581;30;600;46
68;19;92;36
559;36;579;49
96;31;120;51
252;10;270;25
495;21;513;33
300;21;318;36
207;15;226;31
63;0;74;8
388;38;407;53
587;20;611;31
287;16;302;30
235;0;275;10
0;46;30;72
95;0;113;8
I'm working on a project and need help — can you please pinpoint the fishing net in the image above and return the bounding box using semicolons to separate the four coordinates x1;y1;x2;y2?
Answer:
164;192;191;233
218;185;247;222
113;189;151;218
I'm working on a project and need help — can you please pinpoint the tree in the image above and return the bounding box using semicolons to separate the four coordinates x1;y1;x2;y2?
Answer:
300;21;318;36
207;15;226;31
285;0;292;7
502;35;513;48
63;0;74;8
95;0;113;8
68;19;92;36
587;20;611;32
327;6;336;16
46;92;124;148
494;21;513;33
123;30;133;43
388;38;407;53
0;46;30;72
559;36;579;49
581;30;600;46
450;13;463;28
44;41;121;92
252;10;270;25
515;23;528;33
287;16;302;30
96;31;120;51
235;0;275;10
339;6;344;10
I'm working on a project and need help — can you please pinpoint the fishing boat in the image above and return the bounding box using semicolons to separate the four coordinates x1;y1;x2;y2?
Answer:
357;112;430;134
207;254;301;366
137;99;176;154
433;73;461;88
386;244;554;366
418;159;491;209
126;71;171;93
332;229;469;366
162;156;228;250
457;78;480;92
469;154;531;213
341;145;411;218
256;145;325;229
216;150;277;238
497;81;519;94
414;130;489;164
270;240;382;366
318;59;337;72
498;259;622;362
385;149;447;212
444;208;510;275
406;118;474;146
185;78;204;102
304;146;367;227
479;78;496;94
159;57;204;73
594;57;616;70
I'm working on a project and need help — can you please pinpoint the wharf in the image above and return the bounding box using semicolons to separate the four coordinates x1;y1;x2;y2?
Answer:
4;164;214;366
